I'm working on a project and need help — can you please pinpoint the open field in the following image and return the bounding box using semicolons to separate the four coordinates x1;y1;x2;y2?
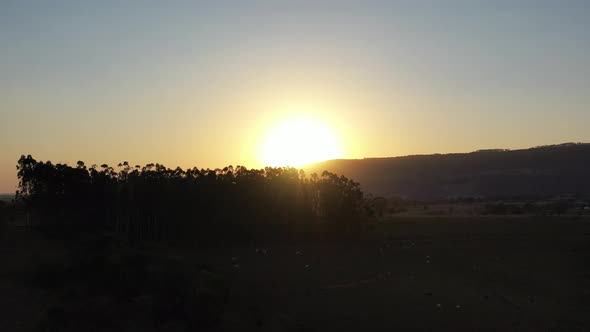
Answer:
2;216;590;331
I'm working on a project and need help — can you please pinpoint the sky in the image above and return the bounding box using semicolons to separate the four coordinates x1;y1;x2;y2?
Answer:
1;1;589;193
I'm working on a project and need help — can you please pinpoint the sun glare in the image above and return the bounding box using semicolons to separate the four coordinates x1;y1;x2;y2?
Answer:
260;116;343;167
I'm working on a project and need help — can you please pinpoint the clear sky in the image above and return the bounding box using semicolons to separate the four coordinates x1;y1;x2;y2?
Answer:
1;1;589;193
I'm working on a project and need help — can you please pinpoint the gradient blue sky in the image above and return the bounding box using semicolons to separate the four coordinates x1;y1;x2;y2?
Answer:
1;1;589;192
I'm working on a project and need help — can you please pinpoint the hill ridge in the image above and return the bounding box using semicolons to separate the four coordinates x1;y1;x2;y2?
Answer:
305;143;590;199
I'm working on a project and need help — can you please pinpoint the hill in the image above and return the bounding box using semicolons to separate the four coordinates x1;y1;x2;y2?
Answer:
305;143;590;199
0;194;14;202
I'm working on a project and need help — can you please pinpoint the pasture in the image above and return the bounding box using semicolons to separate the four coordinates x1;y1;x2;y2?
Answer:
1;216;589;331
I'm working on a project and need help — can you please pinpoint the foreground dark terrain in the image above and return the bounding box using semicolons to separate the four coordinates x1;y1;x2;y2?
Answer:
2;216;589;331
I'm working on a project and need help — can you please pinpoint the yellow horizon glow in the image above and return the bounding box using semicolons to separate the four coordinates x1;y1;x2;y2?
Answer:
258;115;343;167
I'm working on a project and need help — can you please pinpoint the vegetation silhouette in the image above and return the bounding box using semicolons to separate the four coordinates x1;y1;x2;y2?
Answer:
4;153;590;331
16;155;366;244
10;155;370;330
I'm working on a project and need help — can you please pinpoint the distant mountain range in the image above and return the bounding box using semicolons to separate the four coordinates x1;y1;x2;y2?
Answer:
0;194;15;202
305;143;590;199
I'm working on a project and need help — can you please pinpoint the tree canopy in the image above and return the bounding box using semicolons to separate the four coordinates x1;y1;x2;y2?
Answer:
16;155;365;244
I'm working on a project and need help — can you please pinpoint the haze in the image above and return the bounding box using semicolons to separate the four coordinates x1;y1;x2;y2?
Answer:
1;1;590;193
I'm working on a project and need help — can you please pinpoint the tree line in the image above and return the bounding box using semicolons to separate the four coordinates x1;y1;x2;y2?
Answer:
15;155;366;244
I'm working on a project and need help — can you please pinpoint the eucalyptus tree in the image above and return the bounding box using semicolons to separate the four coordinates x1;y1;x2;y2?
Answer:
16;155;366;243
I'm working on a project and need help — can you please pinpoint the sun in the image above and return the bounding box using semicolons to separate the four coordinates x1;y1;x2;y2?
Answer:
259;116;343;167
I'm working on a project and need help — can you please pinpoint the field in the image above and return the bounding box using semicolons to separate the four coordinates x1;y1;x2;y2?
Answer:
1;216;590;331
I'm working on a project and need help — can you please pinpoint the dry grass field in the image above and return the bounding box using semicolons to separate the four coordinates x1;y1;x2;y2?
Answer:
1;216;589;331
193;216;590;331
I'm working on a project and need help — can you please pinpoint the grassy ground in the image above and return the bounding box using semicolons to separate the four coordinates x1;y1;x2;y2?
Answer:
0;228;63;331
1;216;589;331
195;216;590;331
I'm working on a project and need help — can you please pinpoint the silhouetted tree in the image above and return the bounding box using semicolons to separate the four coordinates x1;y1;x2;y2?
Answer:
15;155;366;244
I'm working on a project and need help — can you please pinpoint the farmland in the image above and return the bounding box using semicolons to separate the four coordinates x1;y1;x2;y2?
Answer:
2;215;589;331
